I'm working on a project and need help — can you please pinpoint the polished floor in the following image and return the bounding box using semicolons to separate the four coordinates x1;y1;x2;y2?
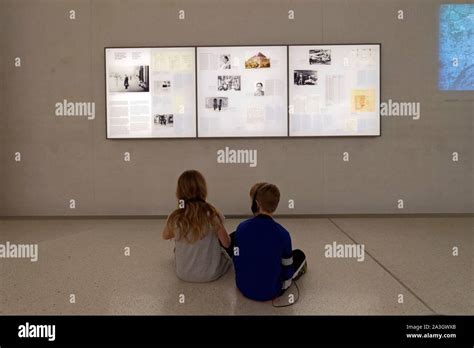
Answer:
0;217;472;315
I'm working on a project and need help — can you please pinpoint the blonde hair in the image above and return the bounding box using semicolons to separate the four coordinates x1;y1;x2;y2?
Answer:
166;170;221;243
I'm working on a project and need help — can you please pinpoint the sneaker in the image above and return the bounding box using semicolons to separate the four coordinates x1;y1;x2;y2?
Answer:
293;260;307;281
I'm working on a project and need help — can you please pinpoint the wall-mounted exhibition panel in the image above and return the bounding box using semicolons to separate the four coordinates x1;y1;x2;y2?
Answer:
197;46;288;137
105;47;197;138
289;44;381;136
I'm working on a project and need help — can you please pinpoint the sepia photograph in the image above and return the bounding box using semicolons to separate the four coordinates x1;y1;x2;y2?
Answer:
245;52;271;69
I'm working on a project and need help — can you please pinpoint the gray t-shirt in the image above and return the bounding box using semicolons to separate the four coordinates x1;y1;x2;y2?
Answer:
174;212;231;282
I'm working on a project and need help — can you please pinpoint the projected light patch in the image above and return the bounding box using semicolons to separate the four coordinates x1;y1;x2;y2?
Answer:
439;4;474;91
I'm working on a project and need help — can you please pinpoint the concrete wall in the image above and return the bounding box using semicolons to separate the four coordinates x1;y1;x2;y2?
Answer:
1;0;472;216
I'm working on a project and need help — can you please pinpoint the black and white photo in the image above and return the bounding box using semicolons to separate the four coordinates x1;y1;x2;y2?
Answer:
205;97;229;111
309;49;331;65
220;55;231;69
294;70;318;85
217;75;241;91
154;114;174;127
108;65;150;92
154;80;171;94
254;82;265;96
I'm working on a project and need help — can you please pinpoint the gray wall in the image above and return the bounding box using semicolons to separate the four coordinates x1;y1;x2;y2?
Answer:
0;0;472;216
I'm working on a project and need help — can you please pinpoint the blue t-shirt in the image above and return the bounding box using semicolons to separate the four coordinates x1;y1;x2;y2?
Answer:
233;214;295;301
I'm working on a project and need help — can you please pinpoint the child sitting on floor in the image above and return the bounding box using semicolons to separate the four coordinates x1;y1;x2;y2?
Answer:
232;183;307;301
162;170;232;282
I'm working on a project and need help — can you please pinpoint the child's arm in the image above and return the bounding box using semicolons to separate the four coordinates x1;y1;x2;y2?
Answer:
162;216;175;240
215;211;231;248
216;223;231;248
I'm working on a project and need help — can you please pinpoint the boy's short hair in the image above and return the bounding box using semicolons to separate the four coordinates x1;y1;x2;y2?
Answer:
254;183;280;213
249;182;267;198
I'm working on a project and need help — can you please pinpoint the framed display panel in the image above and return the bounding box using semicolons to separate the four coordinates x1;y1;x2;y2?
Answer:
197;45;288;138
289;44;381;137
105;46;197;139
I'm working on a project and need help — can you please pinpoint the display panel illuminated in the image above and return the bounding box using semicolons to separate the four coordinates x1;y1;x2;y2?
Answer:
105;47;196;138
289;44;380;136
197;46;288;137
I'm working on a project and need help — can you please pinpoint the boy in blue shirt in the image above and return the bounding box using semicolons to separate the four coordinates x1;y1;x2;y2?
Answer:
232;183;307;301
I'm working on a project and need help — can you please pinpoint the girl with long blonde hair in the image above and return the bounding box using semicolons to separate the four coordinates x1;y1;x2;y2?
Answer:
162;170;232;282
